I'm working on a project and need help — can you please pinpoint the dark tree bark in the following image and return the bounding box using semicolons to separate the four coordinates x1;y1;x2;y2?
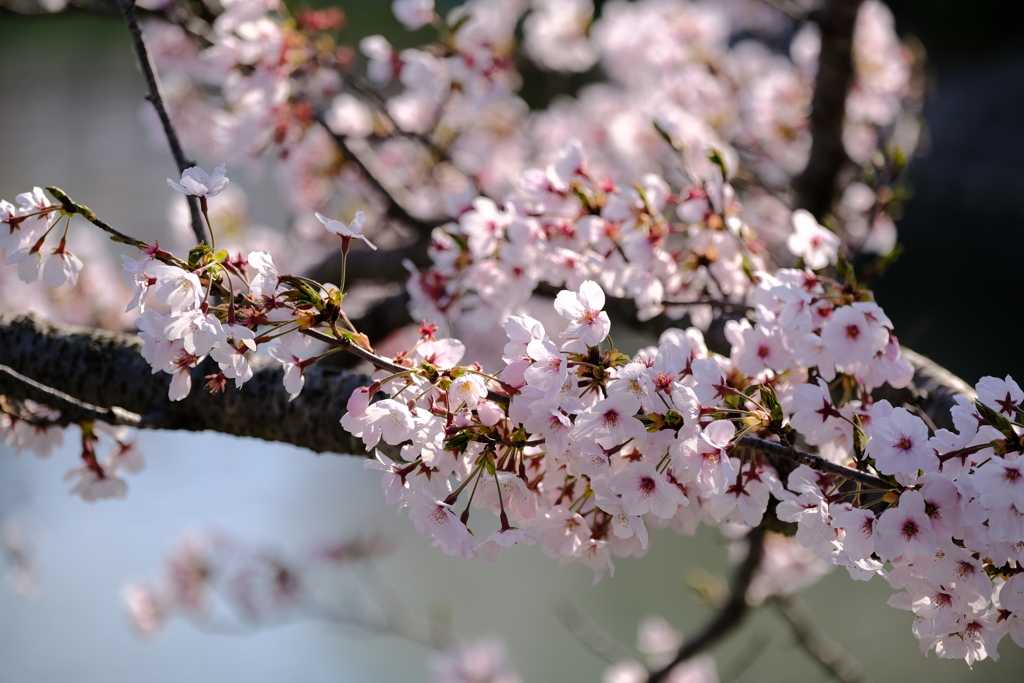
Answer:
0;313;370;455
794;0;864;219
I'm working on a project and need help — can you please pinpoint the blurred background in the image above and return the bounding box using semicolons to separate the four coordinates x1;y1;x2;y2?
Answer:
2;2;1024;682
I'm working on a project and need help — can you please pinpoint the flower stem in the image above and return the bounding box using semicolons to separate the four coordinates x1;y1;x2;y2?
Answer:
200;197;215;251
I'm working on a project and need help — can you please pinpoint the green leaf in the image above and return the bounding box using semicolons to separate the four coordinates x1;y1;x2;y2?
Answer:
338;329;372;352
975;401;1019;442
443;431;473;454
188;243;212;270
653;121;682;152
446;231;470;252
278;275;324;309
836;251;856;285
707;149;728;178
759;384;784;424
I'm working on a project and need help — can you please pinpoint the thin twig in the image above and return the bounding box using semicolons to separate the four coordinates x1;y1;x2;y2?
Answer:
0;364;142;427
301;328;411;375
737;435;890;490
45;187;188;268
302;325;512;406
647;526;767;683
315;115;449;233
116;0;208;244
341;74;472;181
480;435;545;448
771;595;866;683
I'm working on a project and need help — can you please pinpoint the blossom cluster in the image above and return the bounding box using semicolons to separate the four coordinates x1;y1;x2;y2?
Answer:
124;531;388;637
1;187;82;288
1;0;1016;672
348;271;1024;665
2;141;1022;666
117;0;916;270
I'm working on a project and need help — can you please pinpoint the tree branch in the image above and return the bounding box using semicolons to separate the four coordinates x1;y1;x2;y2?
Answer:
116;0;208;245
301;328;410;375
647;526;766;683
0;313;370;455
308;236;432;290
771;595;866;683
0;364;141;427
737;436;889;490
555;601;636;665
794;0;864;219
316;117;448;233
46;186;188;267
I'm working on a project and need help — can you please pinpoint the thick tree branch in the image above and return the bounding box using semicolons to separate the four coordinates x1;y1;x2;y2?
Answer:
647;526;766;683
794;0;864;219
0;313;369;455
116;0;208;245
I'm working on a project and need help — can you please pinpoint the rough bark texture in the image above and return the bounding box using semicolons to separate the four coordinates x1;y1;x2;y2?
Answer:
794;0;864;218
0;313;371;455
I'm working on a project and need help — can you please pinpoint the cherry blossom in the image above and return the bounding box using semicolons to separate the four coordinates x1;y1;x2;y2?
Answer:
554;280;611;346
787;209;841;269
8;0;1024;671
166;163;229;198
609;461;686;519
313;210;377;250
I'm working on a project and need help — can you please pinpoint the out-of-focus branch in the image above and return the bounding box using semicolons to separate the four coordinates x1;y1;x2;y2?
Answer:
316;117;449;233
647;526;767;683
0;313;370;455
873;347;975;433
309;235;432;289
349;290;414;345
794;0;864;219
341;74;468;180
755;0;809;20
771;595;866;683
116;0;208;245
555;601;636;665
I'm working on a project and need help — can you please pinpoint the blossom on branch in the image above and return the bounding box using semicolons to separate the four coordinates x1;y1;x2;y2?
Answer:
166;163;230;198
313;211;377;250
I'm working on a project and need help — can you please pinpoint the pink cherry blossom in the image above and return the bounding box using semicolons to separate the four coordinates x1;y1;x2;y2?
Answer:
314;210;377;250
786;209;840;269
874;490;937;560
167;163;229;198
554;280;611;346
609;461;686;519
